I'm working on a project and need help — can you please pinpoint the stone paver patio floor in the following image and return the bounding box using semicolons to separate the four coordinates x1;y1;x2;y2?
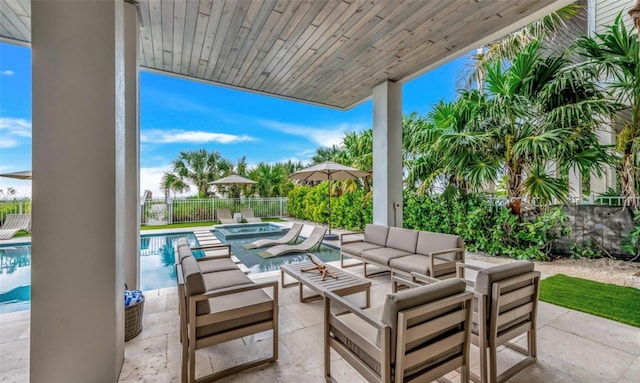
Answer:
1;261;639;383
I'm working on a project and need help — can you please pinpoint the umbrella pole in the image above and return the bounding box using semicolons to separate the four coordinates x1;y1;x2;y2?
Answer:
325;175;339;240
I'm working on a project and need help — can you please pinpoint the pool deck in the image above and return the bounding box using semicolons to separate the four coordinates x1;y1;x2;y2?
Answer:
1;221;639;382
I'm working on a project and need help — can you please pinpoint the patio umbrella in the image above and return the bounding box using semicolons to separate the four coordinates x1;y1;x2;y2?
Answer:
0;170;32;180
289;161;370;240
209;174;257;211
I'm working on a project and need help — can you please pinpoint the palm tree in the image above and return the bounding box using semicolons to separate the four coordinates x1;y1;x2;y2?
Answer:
248;162;293;197
311;145;342;164
161;149;232;197
405;40;616;205
575;14;638;206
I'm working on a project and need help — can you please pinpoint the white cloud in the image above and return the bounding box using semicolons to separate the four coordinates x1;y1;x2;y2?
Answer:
0;118;31;148
0;138;18;148
258;119;367;148
141;129;255;144
1;70;14;76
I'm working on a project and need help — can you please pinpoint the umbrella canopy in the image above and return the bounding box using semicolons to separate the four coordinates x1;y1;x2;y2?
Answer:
0;170;32;180
290;162;370;239
289;161;369;182
209;174;257;186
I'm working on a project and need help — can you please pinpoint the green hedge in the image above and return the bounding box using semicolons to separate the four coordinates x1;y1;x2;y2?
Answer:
288;187;571;260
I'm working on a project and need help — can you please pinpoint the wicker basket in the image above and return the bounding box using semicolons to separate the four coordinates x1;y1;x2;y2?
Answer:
125;296;144;342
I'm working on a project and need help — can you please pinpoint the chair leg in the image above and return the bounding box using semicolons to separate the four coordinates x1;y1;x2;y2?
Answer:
460;364;470;383
489;345;498;383
529;328;537;358
479;344;488;383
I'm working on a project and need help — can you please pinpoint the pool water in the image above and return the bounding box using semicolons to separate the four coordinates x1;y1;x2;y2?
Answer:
0;230;340;314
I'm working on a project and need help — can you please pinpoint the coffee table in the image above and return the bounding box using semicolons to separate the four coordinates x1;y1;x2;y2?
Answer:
280;259;371;308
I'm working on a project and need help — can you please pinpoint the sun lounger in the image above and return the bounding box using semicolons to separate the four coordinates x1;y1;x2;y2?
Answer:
242;223;303;249
216;208;237;225
241;208;262;223
0;214;31;240
258;226;326;258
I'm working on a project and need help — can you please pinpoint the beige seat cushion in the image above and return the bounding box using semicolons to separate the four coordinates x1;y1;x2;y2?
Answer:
331;306;384;374
361;247;412;266
364;224;390;247
177;237;191;249
341;241;384;257
389;254;456;276
196;289;274;338
198;258;240;273
202;269;253;291
385;227;419;253
177;246;194;263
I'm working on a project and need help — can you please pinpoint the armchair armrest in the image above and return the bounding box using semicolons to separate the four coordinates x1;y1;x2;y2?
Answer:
410;272;440;285
455;262;483;286
340;231;364;245
191;243;231;252
325;290;384;329
429;247;464;258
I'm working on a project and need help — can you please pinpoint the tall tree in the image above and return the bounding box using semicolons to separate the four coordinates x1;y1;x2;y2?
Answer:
161;149;232;197
575;14;638;206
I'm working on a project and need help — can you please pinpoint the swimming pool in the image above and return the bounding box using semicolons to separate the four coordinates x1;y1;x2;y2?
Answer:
215;223;286;240
0;230;340;313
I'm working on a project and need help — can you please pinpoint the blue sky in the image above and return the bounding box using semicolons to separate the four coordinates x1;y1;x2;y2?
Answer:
0;42;468;197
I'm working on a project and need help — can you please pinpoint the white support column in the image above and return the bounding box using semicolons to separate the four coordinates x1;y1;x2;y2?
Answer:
373;81;403;227
590;124;617;195
122;1;140;290
31;1;126;381
569;166;582;202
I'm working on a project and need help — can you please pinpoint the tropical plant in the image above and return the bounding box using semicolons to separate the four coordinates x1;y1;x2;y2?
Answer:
248;162;294;197
575;13;639;206
405;40;616;205
161;149;232;198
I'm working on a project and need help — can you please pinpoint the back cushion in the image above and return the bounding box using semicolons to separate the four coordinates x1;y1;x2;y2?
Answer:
177;246;194;263
177;237;191;249
181;256;210;315
385;227;418;253
474;261;535;296
416;232;462;259
364;224;389;247
380;278;467;362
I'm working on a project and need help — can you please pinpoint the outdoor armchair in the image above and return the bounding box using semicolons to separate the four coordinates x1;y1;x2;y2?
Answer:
324;278;473;383
456;261;540;383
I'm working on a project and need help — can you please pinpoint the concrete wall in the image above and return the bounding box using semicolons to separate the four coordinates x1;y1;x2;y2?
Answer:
553;205;635;258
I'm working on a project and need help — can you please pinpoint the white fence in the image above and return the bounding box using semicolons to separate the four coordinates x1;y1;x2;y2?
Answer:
141;197;289;225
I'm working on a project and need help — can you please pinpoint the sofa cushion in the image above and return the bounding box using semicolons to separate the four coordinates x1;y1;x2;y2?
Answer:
177;246;194;263
177;237;191;249
330;306;383;374
341;241;384;257
202;269;253;291
380;279;467;363
385;227;419;253
364;224;390;247
197;258;240;273
196;289;274;338
415;231;462;260
181;256;210;315
361;247;412;266
389;254;456;277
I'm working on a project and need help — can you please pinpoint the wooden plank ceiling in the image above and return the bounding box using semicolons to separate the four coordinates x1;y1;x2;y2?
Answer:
1;0;569;109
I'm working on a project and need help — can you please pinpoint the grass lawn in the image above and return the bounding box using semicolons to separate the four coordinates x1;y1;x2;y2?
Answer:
539;274;640;328
140;218;286;231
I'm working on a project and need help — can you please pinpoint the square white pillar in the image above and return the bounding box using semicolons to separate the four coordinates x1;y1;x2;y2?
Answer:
373;81;403;227
31;1;126;381
121;1;141;290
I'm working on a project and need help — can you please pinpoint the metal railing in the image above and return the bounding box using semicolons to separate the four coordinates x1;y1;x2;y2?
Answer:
0;199;32;224
141;197;289;225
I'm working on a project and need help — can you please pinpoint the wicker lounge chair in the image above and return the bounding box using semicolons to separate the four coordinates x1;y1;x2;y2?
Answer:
324;278;473;383
241;208;262;222
0;214;31;240
258;226;326;258
216;208;237;225
243;223;303;249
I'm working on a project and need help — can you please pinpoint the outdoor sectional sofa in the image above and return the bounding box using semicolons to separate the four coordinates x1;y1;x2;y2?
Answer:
340;224;465;290
175;238;278;383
